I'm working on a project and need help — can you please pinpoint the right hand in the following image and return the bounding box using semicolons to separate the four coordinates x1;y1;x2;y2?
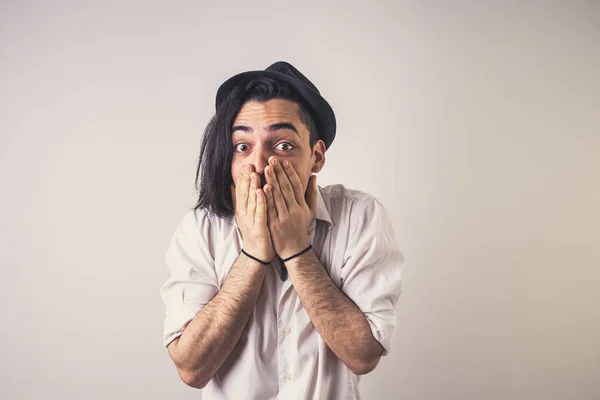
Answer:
231;164;275;263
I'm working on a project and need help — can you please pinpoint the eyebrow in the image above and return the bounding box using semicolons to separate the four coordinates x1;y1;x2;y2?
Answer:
232;122;300;138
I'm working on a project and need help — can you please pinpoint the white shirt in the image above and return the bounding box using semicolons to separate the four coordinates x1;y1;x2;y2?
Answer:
161;184;403;400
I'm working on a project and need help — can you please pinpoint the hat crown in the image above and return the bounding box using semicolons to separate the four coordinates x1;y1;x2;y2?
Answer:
265;61;320;94
215;61;336;149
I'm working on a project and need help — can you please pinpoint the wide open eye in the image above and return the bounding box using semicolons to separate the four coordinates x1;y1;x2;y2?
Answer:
234;143;249;152
275;142;295;151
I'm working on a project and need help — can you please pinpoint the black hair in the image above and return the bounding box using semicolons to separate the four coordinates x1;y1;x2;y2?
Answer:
193;78;320;219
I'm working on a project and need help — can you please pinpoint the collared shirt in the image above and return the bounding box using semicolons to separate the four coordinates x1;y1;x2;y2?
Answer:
161;184;403;400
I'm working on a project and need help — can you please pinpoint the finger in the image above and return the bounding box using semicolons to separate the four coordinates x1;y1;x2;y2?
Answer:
248;172;258;221
265;164;288;216
306;174;318;218
245;165;256;210
255;187;266;225
281;159;305;206
263;183;278;221
238;164;250;216
270;157;297;209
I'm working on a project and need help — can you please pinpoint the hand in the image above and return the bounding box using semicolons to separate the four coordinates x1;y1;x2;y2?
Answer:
232;164;275;263
263;157;318;259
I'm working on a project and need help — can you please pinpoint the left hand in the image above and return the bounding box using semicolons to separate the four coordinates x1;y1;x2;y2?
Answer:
263;156;318;259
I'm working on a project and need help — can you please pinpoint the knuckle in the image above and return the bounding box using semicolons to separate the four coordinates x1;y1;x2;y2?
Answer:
282;183;292;193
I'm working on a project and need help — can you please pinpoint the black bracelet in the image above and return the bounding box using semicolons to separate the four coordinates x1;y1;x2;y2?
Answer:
278;245;312;282
241;249;271;265
281;245;313;262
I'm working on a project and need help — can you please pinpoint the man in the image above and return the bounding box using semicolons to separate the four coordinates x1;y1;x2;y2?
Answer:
160;61;403;399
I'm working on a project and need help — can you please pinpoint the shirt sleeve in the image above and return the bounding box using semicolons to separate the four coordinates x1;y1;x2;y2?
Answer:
160;208;219;347
340;197;404;356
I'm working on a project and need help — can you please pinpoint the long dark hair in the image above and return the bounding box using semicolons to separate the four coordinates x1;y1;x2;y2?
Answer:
193;78;319;219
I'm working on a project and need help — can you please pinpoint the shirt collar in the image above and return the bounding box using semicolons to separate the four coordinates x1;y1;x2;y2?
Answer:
315;185;333;227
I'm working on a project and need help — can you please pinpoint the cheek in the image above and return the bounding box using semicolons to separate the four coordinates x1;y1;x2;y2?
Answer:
289;162;308;184
231;161;241;183
295;171;309;192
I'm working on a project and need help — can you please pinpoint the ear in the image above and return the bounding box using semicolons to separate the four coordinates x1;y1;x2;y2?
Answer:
311;139;326;173
305;174;318;219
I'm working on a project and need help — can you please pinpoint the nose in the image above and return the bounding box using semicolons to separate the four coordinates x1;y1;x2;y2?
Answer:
251;148;270;184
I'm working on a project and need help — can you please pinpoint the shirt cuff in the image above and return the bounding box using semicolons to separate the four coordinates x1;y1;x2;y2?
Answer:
163;301;204;347
364;311;396;356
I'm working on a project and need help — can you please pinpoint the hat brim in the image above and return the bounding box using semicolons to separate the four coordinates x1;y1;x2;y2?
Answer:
216;70;336;150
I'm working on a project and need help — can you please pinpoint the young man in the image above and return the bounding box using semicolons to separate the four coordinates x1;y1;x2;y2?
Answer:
161;61;403;399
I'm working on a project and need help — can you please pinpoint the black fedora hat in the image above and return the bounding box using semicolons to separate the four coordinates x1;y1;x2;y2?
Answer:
215;61;337;150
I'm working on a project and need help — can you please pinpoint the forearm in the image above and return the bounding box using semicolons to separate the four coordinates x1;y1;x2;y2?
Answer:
286;249;384;375
168;253;266;388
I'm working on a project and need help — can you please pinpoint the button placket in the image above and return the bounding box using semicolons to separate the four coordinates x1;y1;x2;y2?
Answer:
277;284;292;388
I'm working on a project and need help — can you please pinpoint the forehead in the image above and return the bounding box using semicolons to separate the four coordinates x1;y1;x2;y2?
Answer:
233;98;302;126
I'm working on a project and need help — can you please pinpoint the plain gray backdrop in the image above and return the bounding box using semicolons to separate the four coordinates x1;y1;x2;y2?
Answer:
1;1;599;399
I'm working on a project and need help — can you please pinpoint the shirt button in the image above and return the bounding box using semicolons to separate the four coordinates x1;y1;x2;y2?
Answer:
283;327;291;334
284;372;292;381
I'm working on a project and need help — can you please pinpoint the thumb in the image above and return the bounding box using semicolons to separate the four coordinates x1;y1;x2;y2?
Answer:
305;174;318;218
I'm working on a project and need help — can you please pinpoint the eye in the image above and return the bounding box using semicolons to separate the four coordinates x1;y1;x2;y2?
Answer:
234;143;249;152
275;142;295;151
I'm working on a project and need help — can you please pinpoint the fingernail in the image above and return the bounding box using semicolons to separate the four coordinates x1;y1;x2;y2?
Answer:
284;160;290;167
272;157;278;165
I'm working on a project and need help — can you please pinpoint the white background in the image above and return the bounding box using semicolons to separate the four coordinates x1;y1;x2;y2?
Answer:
1;1;599;399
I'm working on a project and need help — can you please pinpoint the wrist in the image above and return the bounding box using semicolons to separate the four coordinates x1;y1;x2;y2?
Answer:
279;244;312;263
241;247;273;265
279;238;310;260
